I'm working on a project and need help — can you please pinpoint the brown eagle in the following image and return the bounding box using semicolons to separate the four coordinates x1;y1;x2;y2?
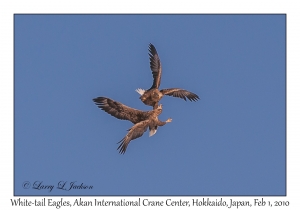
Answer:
136;43;200;109
93;97;172;154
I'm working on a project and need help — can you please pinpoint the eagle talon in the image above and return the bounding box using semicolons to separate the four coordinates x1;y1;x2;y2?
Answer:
166;118;172;123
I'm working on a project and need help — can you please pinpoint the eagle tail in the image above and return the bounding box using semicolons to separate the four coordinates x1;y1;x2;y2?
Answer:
135;88;145;96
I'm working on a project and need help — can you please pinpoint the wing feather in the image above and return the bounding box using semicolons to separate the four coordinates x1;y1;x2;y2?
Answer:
160;88;200;101
93;97;150;124
117;120;149;154
148;43;162;89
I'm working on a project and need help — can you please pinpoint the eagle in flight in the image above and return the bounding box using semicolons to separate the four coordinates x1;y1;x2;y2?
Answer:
93;97;172;154
136;43;200;109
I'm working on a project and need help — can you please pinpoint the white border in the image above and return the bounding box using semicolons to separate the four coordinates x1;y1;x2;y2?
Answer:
1;0;298;209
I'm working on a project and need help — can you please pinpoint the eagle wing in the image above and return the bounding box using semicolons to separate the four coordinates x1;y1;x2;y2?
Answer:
148;43;162;90
160;88;200;101
117;120;150;154
93;97;150;124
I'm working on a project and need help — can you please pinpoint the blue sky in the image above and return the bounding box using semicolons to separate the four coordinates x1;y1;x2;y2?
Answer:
14;14;285;196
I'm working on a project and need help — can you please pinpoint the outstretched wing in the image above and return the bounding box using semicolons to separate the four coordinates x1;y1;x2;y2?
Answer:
148;43;162;90
93;97;149;124
160;88;200;101
117;120;150;154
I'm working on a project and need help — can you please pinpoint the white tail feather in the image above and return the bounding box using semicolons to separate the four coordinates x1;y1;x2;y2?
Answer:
135;88;145;96
149;129;157;137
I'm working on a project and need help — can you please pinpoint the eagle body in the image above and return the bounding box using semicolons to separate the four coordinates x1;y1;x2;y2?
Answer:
139;88;164;108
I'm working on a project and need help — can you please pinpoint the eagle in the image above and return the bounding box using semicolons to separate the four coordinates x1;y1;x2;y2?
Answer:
93;97;172;154
136;43;200;109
